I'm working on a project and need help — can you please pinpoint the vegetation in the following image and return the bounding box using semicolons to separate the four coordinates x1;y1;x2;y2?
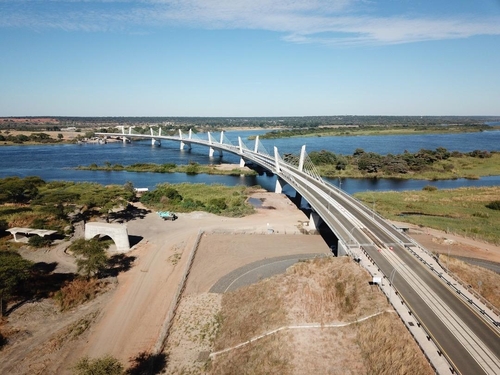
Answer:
355;186;500;244
77;162;257;177
55;278;109;311
72;355;124;375
257;123;492;139
0;177;137;316
69;239;109;278
140;183;255;217
440;255;500;309
308;148;500;180
2;115;499;132
208;257;431;375
0;177;135;237
0;251;33;315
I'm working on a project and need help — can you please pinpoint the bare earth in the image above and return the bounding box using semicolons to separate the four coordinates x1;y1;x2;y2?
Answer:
2;192;500;374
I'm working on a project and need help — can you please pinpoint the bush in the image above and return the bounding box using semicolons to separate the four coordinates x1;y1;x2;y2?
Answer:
486;200;500;210
28;235;52;248
422;185;438;192
72;355;123;375
55;278;105;311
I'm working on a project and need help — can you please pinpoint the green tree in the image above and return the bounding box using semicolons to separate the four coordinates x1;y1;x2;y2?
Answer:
0;176;45;204
0;252;33;315
57;133;64;140
72;355;124;375
69;239;108;278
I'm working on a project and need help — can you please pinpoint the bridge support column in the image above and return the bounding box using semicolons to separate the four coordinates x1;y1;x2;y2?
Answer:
122;137;129;144
294;191;302;206
238;137;245;167
275;177;285;194
337;241;347;257
308;211;321;231
254;135;259;152
179;129;185;150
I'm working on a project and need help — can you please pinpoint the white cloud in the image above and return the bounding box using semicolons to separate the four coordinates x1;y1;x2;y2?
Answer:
1;0;500;45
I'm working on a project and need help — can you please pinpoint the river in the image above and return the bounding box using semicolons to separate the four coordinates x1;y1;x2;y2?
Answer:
1;130;499;194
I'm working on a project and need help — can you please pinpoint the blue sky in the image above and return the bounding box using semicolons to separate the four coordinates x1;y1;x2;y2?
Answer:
1;0;499;117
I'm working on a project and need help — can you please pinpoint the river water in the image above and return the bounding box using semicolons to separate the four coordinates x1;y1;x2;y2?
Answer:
1;130;499;194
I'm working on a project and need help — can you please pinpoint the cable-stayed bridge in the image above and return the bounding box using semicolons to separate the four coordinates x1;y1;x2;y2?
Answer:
96;127;500;375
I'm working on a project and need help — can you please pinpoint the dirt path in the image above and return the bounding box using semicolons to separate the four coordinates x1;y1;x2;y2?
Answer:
63;192;313;371
391;220;500;263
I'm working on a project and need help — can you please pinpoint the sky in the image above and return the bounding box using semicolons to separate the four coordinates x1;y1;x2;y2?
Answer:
1;1;500;117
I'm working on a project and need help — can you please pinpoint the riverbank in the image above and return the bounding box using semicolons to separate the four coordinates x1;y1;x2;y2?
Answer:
76;152;500;181
255;124;498;139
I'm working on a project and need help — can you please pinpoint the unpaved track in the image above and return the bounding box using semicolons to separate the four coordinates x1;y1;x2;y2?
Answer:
64;192;313;370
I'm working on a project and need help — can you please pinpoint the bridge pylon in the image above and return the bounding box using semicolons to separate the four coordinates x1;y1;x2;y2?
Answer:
179;129;192;150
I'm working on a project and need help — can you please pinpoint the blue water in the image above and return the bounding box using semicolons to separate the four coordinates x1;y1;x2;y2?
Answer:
1;130;499;194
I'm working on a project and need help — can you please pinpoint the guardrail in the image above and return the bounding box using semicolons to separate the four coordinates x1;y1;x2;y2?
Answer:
359;246;458;375
404;245;500;328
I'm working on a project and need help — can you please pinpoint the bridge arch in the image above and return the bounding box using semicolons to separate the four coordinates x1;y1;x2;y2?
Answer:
84;222;130;253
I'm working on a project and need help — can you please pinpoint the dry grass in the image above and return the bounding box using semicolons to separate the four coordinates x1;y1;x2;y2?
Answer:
441;255;500;309
207;331;293;375
205;257;431;374
356;312;433;375
45;311;99;352
54;278;110;311
213;277;288;351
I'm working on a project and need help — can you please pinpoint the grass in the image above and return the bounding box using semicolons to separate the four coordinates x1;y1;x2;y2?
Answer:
208;257;431;374
76;162;257;177
257;124;492;139
440;255;500;309
318;153;500;180
355;186;500;244
140;183;257;217
54;278;110;311
356;312;433;375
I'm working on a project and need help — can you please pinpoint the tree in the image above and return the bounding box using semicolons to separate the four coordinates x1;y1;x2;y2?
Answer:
72;355;124;375
0;252;33;315
0;176;45;204
57;133;64;140
69;239;108;278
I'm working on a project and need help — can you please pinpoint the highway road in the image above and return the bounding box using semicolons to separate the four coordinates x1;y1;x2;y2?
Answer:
282;166;500;375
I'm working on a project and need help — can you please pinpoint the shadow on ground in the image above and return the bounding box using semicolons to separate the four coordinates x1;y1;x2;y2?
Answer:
126;351;168;375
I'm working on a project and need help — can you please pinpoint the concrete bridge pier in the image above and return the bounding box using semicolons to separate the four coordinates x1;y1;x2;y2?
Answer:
308;211;322;231
150;128;161;146
179;129;192;150
208;132;222;158
275;177;287;194
238;137;246;167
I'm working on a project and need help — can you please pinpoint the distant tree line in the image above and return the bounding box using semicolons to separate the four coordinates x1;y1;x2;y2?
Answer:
0;131;63;144
2;115;499;132
309;148;494;175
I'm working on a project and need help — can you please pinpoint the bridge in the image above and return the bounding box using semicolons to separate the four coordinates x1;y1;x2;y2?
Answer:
96;127;500;375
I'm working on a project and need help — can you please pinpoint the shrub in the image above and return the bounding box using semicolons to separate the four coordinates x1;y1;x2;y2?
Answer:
54;278;106;311
486;200;500;210
72;355;123;375
28;235;52;248
422;185;438;192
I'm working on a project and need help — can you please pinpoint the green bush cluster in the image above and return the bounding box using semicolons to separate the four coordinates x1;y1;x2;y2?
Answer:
486;200;500;210
140;183;254;217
